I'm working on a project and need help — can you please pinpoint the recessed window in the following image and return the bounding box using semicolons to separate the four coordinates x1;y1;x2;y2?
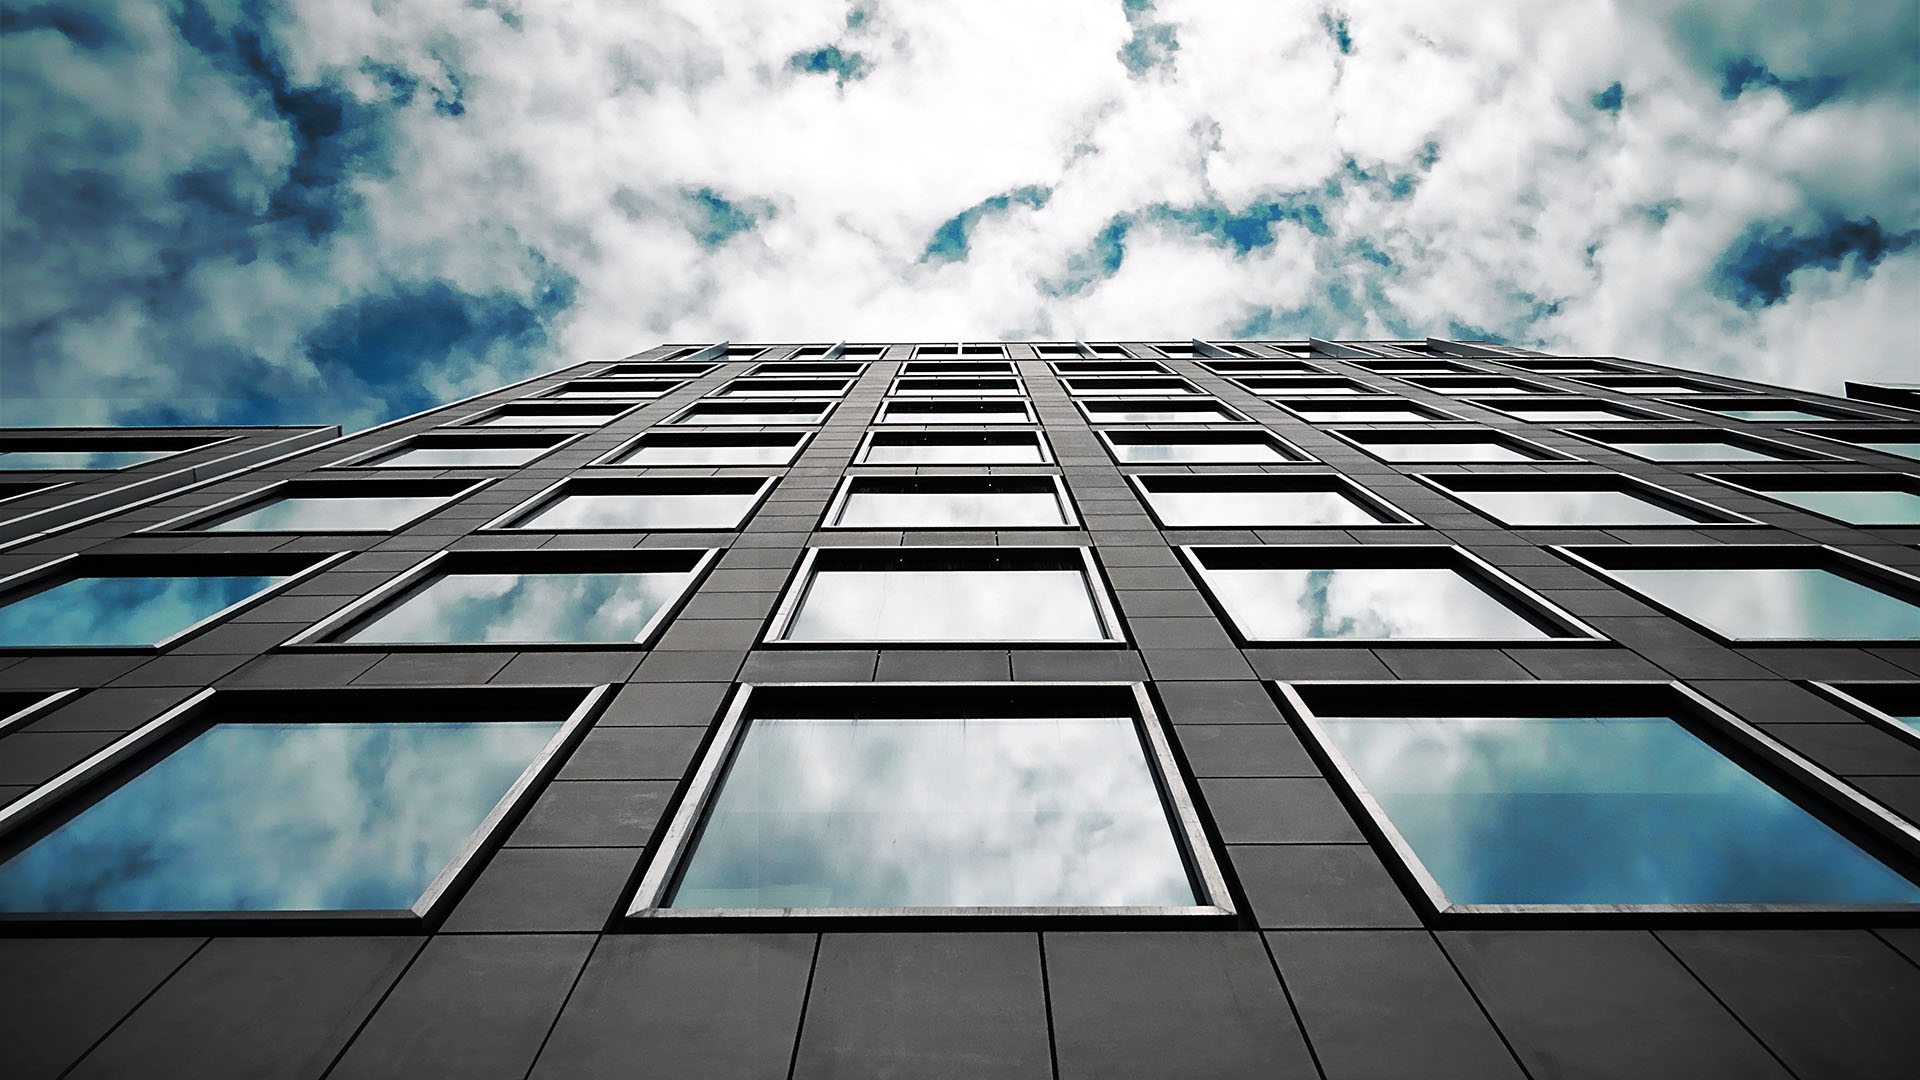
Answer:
1706;473;1920;526
1575;374;1728;394
858;431;1052;464
349;432;571;469
1558;546;1920;642
874;399;1036;425
0;687;598;917
1199;359;1328;376
1132;474;1413;527
711;378;853;398
724;344;768;357
161;479;478;533
1669;397;1874;423
0;437;214;471
901;360;1016;376
1500;358;1634;375
1475;399;1669;423
891;377;1025;397
1809;683;1920;745
1099;429;1308;464
747;361;866;377
1799;428;1920;462
631;683;1228;915
825;476;1076;528
465;402;633;428
769;548;1122;643
1275;399;1461;423
599;431;809;466
1064;376;1202;396
1078;399;1247;424
665;400;835;426
1331;429;1570;462
1275;681;1920;912
1183;545;1595;643
1036;343;1087;356
596;362;719;378
1051;360;1171;376
1403;376;1562;395
0;555;324;648
493;477;772;530
1569;428;1826;462
1420;474;1746;527
543;378;681;400
305;550;713;646
1351;359;1477;375
1233;376;1380;396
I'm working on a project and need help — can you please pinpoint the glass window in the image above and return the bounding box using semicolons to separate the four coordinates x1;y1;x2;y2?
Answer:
181;489;460;532
860;432;1050;464
1080;399;1244;424
1235;377;1377;396
1066;377;1201;396
748;362;865;376
546;378;680;399
0;448;184;471
1578;377;1720;394
1299;704;1920;907
1678;399;1866;423
1502;359;1632;375
603;431;807;466
1352;360;1475;375
471;405;627;427
597;362;718;378
1281;403;1456;423
667;401;833;426
1484;402;1661;422
1712;476;1920;526
830;477;1073;528
1051;360;1170;375
0;715;565;913
1186;547;1585;642
1406;377;1559;395
0;572;290;647
773;549;1119;643
334;562;704;644
1338;432;1555;462
1101;431;1305;464
1594;438;1797;462
1200;360;1328;375
1135;475;1404;527
875;400;1034;425
1427;477;1727;527
1818;433;1920;462
1589;565;1920;641
361;437;561;468
712;378;851;398
901;361;1015;375
502;479;768;530
891;377;1024;397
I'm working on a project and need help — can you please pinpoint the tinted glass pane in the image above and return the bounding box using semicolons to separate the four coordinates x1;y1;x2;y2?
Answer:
1315;714;1920;905
1609;383;1706;393
1207;567;1552;639
670;716;1194;908
476;412;609;427
0;721;560;912
1607;441;1783;461
1893;716;1920;739
1110;440;1288;463
0;450;174;470
675;406;825;425
1853;441;1920;461
1748;487;1920;525
0;574;284;646
1362;441;1536;462
343;571;695;643
516;491;759;529
1085;404;1237;423
372;445;547;467
1257;384;1372;395
1146;488;1383;527
1305;408;1444;423
1708;408;1832;422
614;440;797;465
196;495;449;532
1607;568;1920;640
880;404;1027;424
547;389;656;399
787;568;1104;641
1501;408;1645;422
864;440;1044;464
836;490;1068;528
1446;488;1700;526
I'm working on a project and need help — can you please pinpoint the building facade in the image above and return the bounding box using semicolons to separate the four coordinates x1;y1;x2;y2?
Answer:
1;339;1918;1079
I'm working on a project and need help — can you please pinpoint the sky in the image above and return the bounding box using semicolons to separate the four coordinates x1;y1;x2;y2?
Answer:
1;0;1915;430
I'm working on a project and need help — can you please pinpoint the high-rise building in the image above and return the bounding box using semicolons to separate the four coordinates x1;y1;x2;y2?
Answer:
1;339;1917;1078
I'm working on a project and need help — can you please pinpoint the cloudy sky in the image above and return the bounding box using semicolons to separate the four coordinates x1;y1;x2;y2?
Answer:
2;1;1914;429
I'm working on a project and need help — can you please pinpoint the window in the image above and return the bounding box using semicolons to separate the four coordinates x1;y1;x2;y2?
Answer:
1132;474;1414;527
825;476;1076;528
492;477;773;530
1796;428;1920;462
1198;359;1328;376
298;549;714;646
542;378;681;400
1078;399;1247;424
1475;399;1671;423
1274;681;1920;912
1808;683;1920;746
1402;376;1563;395
346;432;573;469
1063;376;1202;396
747;361;866;377
1331;428;1573;462
1274;399;1462;423
1500;358;1634;375
0;481;54;506
664;400;835;426
1668;397;1875;423
1100;429;1309;464
1233;376;1380;396
0;687;600;918
629;683;1229;916
156;479;480;533
874;399;1037;425
0;554;330;648
1575;374;1729;394
1705;473;1920;526
1557;545;1920;642
1050;360;1171;376
724;344;768;357
1350;359;1477;375
900;360;1016;376
857;431;1053;464
1182;545;1597;643
768;547;1123;643
891;377;1025;397
1568;428;1830;462
1035;343;1086;356
0;689;78;738
0;437;216;471
1419;474;1749;527
463;401;634;427
597;430;809;466
711;378;853;398
595;362;719;378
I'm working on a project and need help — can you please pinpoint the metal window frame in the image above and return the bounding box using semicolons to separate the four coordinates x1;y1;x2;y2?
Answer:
1324;426;1581;463
1571;373;1738;395
0;434;236;474
708;377;856;399
1230;376;1384;397
1656;396;1889;425
1129;472;1422;529
537;377;685;401
855;429;1056;465
873;399;1039;426
1560;426;1844;463
1411;471;1762;529
453;399;644;428
1805;681;1920;752
1700;471;1920;528
660;399;839;427
591;362;721;378
0;688;81;738
901;360;1018;376
1268;398;1470;424
1073;398;1252;426
821;474;1080;530
1063;375;1205;397
1196;359;1333;376
1399;374;1570;396
589;429;814;468
479;475;777;532
324;429;587;471
1473;398;1681;423
142;476;493;535
1787;427;1920;465
887;375;1028;398
1096;427;1312;465
1347;359;1483;376
745;361;869;378
1047;360;1173;377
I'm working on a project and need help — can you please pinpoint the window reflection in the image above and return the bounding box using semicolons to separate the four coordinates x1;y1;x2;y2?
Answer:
1143;486;1385;527
670;717;1195;908
516;491;761;530
369;445;548;468
1499;407;1649;422
862;435;1046;464
1705;408;1836;422
671;403;829;425
1206;567;1554;640
1355;440;1539;462
608;435;802;465
1605;440;1786;461
1291;407;1441;422
1107;436;1294;463
1442;486;1703;526
1085;401;1240;423
787;568;1107;641
475;410;614;427
193;494;452;532
0;721;560;912
341;570;696;643
878;402;1031;424
1606;568;1920;640
1845;440;1920;461
835;487;1069;528
0;574;284;646
1314;713;1920;905
1738;486;1920;525
0;449;176;470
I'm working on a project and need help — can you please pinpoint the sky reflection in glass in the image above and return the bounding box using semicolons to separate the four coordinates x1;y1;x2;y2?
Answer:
1893;716;1920;739
1445;487;1701;526
1743;487;1920;525
1848;441;1920;461
1109;438;1289;463
0;574;283;646
1145;488;1383;527
476;411;611;427
1084;403;1240;423
1607;440;1785;461
879;402;1029;424
1207;567;1551;639
195;494;450;532
612;439;800;465
1606;568;1920;640
673;405;828;425
0;449;176;470
836;490;1068;528
1501;407;1649;422
517;491;759;530
864;439;1045;464
0;721;560;912
1705;408;1837;422
788;569;1104;641
1358;440;1537;462
670;717;1194;908
1291;407;1441;422
1315;714;1920;905
343;570;695;643
371;445;549;467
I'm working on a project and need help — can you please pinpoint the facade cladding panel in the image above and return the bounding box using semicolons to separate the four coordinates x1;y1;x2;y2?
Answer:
0;340;1917;1078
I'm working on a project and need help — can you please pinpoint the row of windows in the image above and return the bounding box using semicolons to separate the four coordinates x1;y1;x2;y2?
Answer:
0;679;1915;920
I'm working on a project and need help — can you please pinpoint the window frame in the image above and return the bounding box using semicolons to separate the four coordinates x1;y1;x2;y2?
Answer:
900;360;1017;376
1196;359;1332;376
1273;679;1920;920
0;688;81;738
1062;376;1204;397
1048;360;1172;376
888;376;1027;398
1572;373;1736;395
1230;376;1385;397
144;477;490;535
1348;359;1481;375
624;680;1236;923
1658;396;1886;424
592;362;720;378
590;429;812;468
1270;398;1468;424
709;377;855;399
0;685;607;927
455;400;642;428
1472;398;1678;423
873;399;1038;425
821;475;1080;530
1325;427;1580;463
1129;473;1420;529
661;399;838;426
855;430;1056;465
1563;427;1842;462
1413;472;1760;528
481;476;776;532
1702;471;1920;527
0;435;232;473
1098;428;1311;465
537;378;684;401
1074;398;1251;426
1806;682;1920;752
326;430;583;470
1787;427;1920;464
1399;375;1568;396
745;361;868;377
1496;357;1637;376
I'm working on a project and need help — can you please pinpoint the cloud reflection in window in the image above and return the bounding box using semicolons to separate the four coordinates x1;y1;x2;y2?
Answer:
197;494;451;531
0;574;284;647
1608;568;1920;640
786;568;1105;641
1208;567;1552;639
1445;487;1701;526
342;570;696;643
836;490;1067;528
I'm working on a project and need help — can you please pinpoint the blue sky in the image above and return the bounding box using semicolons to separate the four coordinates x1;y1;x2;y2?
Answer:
1;1;1914;429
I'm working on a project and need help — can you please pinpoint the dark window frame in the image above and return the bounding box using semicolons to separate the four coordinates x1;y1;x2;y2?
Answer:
873;399;1039;426
1230;376;1384;397
855;429;1056;465
590;429;814;467
1562;427;1842;462
1129;473;1421;529
1806;682;1920;752
327;429;584;471
1196;359;1332;376
1702;471;1920;528
1063;376;1204;397
1787;427;1920;465
481;475;777;532
1270;398;1468;424
821;475;1080;530
0;688;81;738
661;399;839;427
0;434;234;473
900;360;1018;376
1074;398;1251;426
145;477;491;535
1048;360;1173;376
592;362;720;378
1325;426;1580;463
745;361;869;377
888;376;1028;398
1097;427;1312;465
1473;398;1678;423
1412;471;1760;528
454;400;643;428
537;378;684;401
709;377;855;399
1399;375;1569;396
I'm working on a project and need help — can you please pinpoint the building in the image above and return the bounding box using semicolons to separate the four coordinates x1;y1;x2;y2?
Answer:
1;338;1917;1079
